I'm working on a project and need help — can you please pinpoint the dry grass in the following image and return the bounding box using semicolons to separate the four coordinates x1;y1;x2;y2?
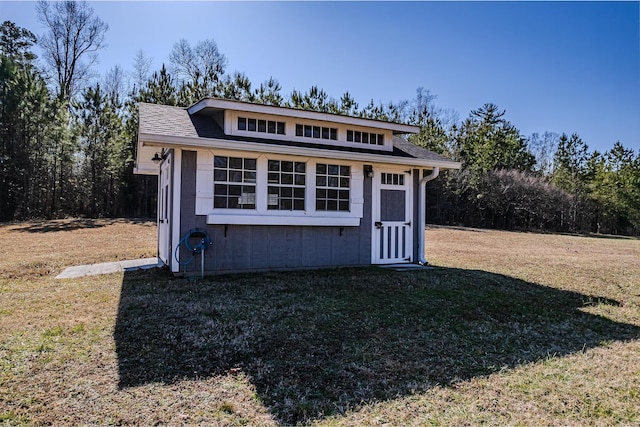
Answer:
1;220;639;426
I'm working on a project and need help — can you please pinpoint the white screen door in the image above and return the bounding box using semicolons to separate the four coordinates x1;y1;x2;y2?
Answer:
372;170;412;264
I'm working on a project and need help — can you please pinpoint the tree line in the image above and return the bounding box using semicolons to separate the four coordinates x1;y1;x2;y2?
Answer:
1;1;639;235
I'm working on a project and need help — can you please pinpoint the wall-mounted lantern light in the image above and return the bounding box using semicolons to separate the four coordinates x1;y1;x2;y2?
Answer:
364;165;374;178
151;152;163;164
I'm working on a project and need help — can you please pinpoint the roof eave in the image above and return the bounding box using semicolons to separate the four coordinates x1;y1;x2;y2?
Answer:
138;132;461;170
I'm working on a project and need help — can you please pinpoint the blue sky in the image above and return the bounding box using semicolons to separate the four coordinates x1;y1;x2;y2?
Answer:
3;1;639;154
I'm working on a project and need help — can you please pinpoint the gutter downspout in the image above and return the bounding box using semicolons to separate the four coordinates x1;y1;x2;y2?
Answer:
418;167;439;265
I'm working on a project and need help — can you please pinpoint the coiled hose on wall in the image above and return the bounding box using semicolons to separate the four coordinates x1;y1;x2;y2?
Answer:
174;228;212;276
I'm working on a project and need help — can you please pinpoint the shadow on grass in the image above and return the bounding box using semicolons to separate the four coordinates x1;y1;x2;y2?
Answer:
114;267;639;424
13;218;155;233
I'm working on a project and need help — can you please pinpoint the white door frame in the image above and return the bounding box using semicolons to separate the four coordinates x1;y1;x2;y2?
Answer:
371;167;413;264
158;152;173;265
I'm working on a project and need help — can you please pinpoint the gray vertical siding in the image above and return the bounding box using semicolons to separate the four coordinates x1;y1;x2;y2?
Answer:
177;150;373;275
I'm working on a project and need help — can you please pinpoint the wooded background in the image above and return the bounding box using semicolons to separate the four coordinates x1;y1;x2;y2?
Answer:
1;2;638;235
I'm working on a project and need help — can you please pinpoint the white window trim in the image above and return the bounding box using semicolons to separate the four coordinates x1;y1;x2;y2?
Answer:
196;149;363;226
225;110;393;152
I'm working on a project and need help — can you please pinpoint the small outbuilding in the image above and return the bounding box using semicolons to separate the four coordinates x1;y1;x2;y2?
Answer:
135;98;460;275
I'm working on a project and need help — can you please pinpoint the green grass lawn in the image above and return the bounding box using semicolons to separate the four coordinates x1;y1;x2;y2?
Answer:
1;220;639;425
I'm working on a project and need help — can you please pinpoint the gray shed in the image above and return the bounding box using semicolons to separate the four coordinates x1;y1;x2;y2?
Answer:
136;98;460;275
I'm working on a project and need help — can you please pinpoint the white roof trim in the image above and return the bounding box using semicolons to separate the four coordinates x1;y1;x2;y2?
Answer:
138;132;462;170
187;98;420;135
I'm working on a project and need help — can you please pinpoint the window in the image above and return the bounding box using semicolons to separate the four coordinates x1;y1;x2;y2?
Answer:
381;173;404;186
237;117;285;135
316;163;350;211
267;160;306;210
347;129;385;145
213;156;257;209
295;123;338;140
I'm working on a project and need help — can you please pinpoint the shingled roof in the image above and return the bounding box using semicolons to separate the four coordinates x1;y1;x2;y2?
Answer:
138;102;460;167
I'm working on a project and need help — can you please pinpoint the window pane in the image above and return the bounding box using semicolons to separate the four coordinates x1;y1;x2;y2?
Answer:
322;127;329;139
244;158;256;170
328;189;338;199
339;201;350;211
330;128;337;140
268;172;279;183
268;120;276;133
327;200;337;211
296;124;303;136
304;125;312;138
238;117;246;130
340;166;350;176
294;200;305;210
214;169;227;181
294;188;305;198
229;157;242;169
340;177;349;188
295;162;306;173
316;176;326;186
313;126;320;138
277;122;286;135
354;132;361;143
214;184;227;195
214;197;227;208
316;200;326;210
229;185;241;196
268;160;279;171
328;165;339;175
281;187;292;198
248;118;256;131
295;174;305;185
316;163;327;174
214;156;228;168
378;134;384;145
281;161;293;172
328;177;338;187
362;132;369;144
281;173;293;184
347;130;353;142
258;119;266;132
244;171;256;183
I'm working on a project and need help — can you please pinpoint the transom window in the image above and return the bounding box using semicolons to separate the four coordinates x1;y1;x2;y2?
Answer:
381;173;404;186
316;163;350;211
268;160;306;210
347;130;384;145
295;124;337;141
213;156;257;209
238;117;285;135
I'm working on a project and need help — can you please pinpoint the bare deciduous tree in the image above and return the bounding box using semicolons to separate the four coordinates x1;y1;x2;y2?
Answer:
169;38;227;97
131;49;153;90
36;0;108;103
